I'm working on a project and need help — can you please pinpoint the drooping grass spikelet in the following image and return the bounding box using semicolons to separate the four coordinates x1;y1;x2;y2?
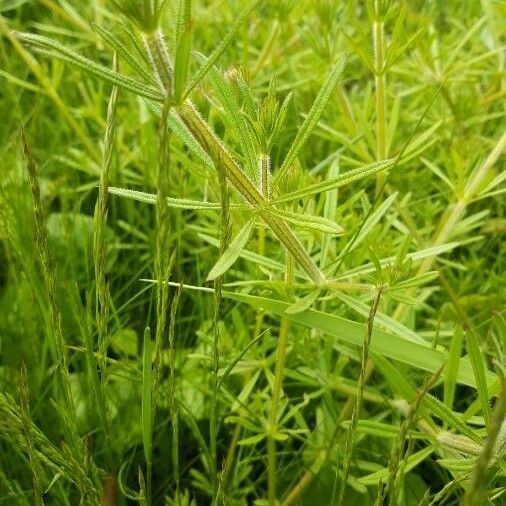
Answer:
20;127;77;441
92;63;119;471
0;391;100;501
154;99;173;391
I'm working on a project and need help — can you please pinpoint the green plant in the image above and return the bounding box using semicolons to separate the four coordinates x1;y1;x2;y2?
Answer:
0;1;505;505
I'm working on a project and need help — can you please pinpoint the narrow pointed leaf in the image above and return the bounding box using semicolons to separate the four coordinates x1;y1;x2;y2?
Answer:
347;191;397;252
466;328;492;427
19;32;164;101
206;219;255;281
92;23;155;84
331;242;461;280
274;57;347;185
285;290;321;315
357;446;435;485
174;0;193;103
109;187;230;210
184;0;260;98
199;233;285;274
207;65;258;180
274;159;395;203
269;208;344;234
444;325;463;411
336;292;426;344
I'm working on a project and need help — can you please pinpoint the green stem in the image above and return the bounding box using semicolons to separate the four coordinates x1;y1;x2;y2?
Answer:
267;255;294;505
178;103;325;285
373;16;387;192
211;153;232;503
336;286;383;506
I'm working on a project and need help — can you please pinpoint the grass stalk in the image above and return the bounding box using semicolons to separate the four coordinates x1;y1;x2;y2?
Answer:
372;7;388;192
19;366;44;506
154;99;173;378
142;327;154;503
211;153;232;502
168;285;182;497
267;254;294;506
336;285;383;506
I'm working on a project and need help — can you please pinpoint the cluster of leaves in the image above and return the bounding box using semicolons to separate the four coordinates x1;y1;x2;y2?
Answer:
0;0;505;505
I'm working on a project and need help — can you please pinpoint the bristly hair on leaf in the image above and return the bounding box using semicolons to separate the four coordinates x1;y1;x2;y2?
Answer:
111;0;169;33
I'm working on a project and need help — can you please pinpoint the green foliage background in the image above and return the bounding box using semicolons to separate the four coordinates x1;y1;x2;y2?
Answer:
0;0;505;505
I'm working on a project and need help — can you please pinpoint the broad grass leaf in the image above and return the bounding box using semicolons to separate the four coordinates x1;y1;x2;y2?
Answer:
223;292;495;389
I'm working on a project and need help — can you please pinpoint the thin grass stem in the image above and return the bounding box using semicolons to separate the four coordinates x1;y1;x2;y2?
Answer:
336;285;383;506
267;254;294;505
211;151;232;503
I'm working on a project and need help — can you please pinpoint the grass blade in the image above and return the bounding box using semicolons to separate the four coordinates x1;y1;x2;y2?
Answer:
274;159;395;204
466;328;492;427
223;292;494;389
444;324;463;411
274;58;347;187
142;327;153;503
206;219;255;281
173;0;193;103
18;32;164;101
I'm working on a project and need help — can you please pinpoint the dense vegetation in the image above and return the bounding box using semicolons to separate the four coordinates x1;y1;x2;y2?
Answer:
0;1;505;504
